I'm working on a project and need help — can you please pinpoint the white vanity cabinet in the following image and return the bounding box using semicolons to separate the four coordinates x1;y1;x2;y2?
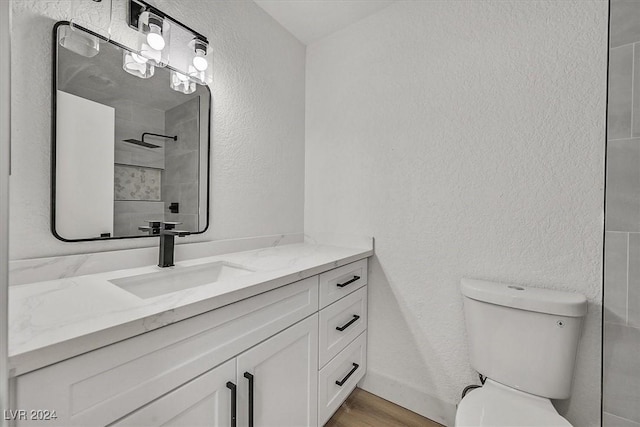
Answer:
112;359;236;427
115;315;319;427
11;259;369;427
317;258;368;425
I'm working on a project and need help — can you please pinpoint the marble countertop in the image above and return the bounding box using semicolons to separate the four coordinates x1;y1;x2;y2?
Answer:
9;242;373;377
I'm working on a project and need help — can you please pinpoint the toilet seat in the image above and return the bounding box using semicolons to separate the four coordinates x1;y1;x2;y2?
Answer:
455;379;572;427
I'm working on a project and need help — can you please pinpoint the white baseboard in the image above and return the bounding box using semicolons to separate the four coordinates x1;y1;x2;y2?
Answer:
359;369;457;427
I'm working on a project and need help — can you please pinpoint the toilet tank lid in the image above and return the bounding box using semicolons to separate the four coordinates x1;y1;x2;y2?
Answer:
461;278;587;317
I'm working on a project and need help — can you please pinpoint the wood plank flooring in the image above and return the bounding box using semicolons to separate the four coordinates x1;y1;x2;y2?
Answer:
325;387;444;427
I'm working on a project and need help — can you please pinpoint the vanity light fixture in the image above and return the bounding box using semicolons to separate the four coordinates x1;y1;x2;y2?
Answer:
122;51;155;79
137;11;170;67
145;15;165;50
188;38;213;85
58;25;101;58
127;0;212;87
170;70;196;94
192;39;209;71
58;0;113;58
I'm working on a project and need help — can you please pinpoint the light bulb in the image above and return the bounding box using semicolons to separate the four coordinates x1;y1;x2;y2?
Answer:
137;12;170;67
187;38;213;85
146;24;165;50
193;52;208;71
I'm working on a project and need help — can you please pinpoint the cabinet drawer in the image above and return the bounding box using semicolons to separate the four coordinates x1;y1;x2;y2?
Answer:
318;331;367;426
319;259;367;308
319;286;367;367
14;276;319;427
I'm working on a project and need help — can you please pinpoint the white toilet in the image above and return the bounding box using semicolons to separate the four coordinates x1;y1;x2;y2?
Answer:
455;278;588;427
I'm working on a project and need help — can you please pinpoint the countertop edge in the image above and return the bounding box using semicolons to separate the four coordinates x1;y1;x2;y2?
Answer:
8;249;373;377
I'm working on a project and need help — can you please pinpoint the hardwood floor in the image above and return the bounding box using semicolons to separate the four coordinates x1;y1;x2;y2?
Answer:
325;387;444;427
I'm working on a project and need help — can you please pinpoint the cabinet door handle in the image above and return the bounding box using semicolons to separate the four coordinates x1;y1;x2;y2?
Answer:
337;276;360;288
226;381;237;427
336;315;360;332
335;363;359;386
244;372;254;427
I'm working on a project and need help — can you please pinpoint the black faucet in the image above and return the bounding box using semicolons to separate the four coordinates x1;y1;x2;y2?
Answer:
139;221;191;267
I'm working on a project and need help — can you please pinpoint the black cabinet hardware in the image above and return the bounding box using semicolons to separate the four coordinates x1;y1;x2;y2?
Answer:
244;372;254;427
336;363;360;387
337;276;360;288
226;381;236;427
335;363;359;386
336;315;360;332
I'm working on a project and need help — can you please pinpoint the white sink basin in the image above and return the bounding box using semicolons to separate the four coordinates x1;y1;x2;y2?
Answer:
109;261;254;299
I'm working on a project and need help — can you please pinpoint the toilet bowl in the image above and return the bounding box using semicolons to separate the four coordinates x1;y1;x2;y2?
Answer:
456;278;587;427
455;379;571;427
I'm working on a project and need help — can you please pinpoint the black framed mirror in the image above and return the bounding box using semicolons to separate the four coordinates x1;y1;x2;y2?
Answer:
52;22;211;242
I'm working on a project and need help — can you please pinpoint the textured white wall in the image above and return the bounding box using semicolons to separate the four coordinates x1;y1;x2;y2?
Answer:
305;1;607;425
10;0;305;259
1;0;11;417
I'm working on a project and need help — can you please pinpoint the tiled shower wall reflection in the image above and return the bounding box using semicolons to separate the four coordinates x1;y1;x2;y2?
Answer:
604;2;640;426
163;97;200;231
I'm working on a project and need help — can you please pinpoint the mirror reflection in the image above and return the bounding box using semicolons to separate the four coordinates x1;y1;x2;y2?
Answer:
53;23;210;241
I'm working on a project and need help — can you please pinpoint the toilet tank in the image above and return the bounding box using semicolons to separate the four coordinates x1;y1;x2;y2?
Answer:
461;278;587;399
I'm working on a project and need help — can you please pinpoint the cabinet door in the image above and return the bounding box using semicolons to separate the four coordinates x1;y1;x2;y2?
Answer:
237;315;318;427
111;359;237;427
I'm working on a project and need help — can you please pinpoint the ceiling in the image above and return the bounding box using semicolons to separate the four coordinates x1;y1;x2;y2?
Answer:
253;0;396;45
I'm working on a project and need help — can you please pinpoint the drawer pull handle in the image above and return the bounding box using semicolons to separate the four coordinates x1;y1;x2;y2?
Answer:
336;315;360;332
335;363;359;386
226;381;237;427
337;276;360;288
244;372;254;427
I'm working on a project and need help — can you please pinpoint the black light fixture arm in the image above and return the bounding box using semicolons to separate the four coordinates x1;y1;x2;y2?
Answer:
128;0;208;44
